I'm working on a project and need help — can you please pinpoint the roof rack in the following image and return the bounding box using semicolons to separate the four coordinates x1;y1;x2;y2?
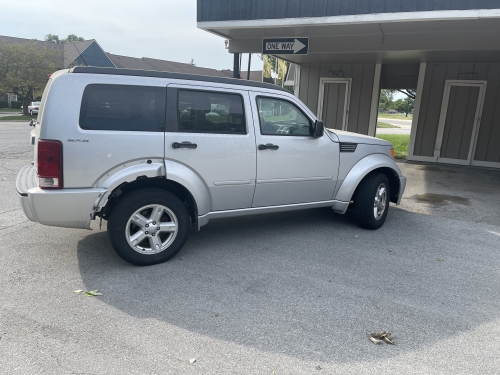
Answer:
70;66;288;92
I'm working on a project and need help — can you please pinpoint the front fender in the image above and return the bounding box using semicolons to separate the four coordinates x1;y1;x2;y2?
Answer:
334;153;402;203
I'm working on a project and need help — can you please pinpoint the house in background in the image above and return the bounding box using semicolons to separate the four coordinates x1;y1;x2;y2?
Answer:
197;0;500;169
0;34;263;106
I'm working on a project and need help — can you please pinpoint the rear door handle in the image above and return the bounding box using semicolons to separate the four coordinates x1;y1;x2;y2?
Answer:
172;142;197;149
258;143;279;150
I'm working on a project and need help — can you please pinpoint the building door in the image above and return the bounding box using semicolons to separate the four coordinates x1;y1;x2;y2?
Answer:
434;81;486;165
317;78;351;130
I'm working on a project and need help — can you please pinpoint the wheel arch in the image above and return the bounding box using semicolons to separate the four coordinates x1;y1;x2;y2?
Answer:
99;177;199;226
335;154;402;205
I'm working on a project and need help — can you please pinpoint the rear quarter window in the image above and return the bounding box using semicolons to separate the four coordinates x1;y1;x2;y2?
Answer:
79;84;166;132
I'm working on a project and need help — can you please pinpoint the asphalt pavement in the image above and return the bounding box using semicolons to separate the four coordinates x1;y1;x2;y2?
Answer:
1;121;499;374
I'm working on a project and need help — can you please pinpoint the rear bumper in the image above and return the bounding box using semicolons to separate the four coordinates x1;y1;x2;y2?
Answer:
16;164;105;229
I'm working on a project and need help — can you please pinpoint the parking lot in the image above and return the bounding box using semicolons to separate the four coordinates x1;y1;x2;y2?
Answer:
1;121;499;374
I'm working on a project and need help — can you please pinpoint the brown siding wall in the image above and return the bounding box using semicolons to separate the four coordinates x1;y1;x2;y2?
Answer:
299;64;376;135
414;63;500;162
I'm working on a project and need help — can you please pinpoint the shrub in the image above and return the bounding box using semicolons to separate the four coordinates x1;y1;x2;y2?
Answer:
11;101;22;109
0;101;9;108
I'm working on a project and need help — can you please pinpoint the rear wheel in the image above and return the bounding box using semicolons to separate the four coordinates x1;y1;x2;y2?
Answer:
354;172;390;230
108;188;190;266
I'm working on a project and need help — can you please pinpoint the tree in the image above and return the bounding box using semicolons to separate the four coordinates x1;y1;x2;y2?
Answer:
45;34;85;44
44;34;60;43
0;42;60;115
393;97;414;117
379;89;394;111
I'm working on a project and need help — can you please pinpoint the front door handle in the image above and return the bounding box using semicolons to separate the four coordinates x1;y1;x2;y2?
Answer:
258;143;279;150
172;142;197;149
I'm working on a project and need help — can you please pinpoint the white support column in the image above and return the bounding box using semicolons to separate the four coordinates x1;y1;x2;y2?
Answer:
294;64;301;98
407;63;427;160
368;63;382;137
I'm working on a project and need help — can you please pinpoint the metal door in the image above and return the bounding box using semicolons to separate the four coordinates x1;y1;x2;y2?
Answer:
317;78;351;130
250;92;339;208
164;84;257;211
434;81;486;165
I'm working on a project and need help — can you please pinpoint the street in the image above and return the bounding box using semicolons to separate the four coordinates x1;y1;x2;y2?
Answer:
1;121;499;374
377;117;412;135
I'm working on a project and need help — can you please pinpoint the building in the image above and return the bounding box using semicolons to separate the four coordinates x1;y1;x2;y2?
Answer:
0;35;262;105
197;1;500;169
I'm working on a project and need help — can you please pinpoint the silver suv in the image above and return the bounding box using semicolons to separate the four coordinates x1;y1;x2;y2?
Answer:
16;67;406;266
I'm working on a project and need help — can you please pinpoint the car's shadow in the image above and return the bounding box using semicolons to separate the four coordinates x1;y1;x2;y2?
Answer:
77;207;500;363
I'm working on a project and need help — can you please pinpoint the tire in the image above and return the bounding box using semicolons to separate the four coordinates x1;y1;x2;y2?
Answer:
107;188;191;266
354;172;390;230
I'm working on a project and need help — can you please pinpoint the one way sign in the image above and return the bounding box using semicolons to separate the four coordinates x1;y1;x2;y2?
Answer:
262;38;309;55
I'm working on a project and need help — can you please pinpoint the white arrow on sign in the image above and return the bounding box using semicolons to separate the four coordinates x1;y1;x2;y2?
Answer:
265;39;306;54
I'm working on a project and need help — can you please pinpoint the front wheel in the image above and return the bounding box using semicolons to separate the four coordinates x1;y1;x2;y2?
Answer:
354;173;390;230
108;188;191;266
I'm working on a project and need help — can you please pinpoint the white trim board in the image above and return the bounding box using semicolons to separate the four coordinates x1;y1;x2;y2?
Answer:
198;9;500;30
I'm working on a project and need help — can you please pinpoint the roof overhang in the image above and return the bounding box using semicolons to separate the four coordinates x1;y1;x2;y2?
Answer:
198;9;500;64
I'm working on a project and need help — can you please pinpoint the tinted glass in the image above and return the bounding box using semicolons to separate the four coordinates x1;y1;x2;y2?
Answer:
257;97;311;136
178;90;245;134
80;84;166;132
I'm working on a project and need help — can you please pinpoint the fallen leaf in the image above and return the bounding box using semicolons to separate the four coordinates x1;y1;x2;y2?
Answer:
73;290;83;294
315;365;322;370
214;313;220;317
84;290;102;297
369;336;382;344
437;258;444;262
189;358;196;364
368;331;394;345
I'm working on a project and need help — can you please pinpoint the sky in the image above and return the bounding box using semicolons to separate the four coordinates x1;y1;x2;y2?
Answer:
0;0;263;71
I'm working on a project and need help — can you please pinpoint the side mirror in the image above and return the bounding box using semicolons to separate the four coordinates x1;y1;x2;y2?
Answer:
313;120;324;138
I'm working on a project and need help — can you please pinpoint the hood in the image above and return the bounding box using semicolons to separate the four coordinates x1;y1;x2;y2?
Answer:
326;129;392;146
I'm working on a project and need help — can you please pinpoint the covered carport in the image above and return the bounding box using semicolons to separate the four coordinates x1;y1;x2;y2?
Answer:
197;2;500;169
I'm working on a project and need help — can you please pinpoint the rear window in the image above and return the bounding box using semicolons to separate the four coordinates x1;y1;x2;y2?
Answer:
79;84;166;132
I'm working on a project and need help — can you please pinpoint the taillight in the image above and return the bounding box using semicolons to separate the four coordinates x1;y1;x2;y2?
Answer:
37;140;63;188
35;107;39;110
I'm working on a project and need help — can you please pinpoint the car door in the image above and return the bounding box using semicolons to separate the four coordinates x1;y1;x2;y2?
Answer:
249;92;339;207
164;84;256;211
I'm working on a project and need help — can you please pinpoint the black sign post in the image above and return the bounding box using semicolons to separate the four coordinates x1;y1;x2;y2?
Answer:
262;38;309;55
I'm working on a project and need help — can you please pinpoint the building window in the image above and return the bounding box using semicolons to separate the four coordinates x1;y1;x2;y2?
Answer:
178;90;246;134
79;84;166;132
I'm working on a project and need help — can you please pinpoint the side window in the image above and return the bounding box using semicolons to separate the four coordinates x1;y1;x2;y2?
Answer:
178;90;246;134
257;97;311;136
80;84;166;132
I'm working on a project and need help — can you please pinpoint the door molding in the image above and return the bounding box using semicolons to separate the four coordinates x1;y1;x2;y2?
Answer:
434;80;487;164
317;77;352;131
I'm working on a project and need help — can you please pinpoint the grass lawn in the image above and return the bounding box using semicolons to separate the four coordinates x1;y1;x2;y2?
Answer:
0;108;23;113
377;121;399;128
0;115;35;121
378;114;413;121
376;134;410;159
